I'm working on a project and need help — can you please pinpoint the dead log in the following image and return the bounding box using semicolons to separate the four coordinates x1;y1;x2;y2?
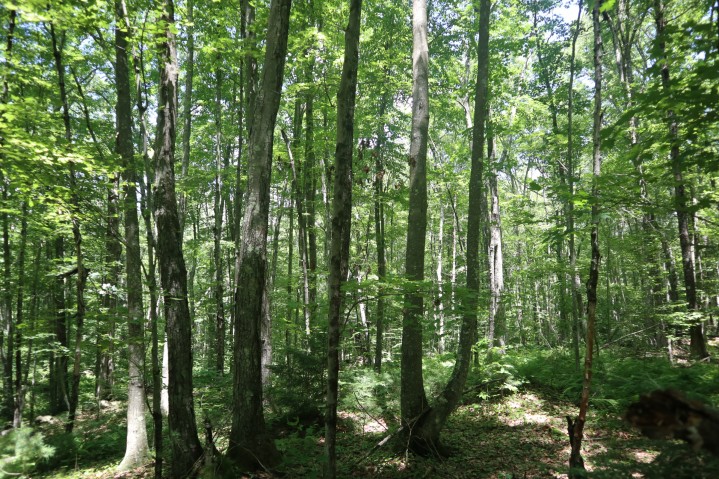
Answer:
625;389;719;456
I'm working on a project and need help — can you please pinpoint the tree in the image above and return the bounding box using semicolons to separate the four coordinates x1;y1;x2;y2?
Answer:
325;0;362;475
568;1;603;475
116;0;149;471
228;0;292;469
653;0;709;359
400;0;430;446
153;0;204;475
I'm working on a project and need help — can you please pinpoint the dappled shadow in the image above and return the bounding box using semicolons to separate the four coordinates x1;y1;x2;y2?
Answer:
337;387;719;478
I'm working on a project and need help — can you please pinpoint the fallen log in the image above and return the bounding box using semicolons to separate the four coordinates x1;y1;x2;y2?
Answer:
625;389;719;456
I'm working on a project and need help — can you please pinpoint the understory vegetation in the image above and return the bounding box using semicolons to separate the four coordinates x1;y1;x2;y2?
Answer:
0;344;713;478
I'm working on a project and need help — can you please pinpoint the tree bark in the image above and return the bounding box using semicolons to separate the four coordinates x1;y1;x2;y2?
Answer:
373;97;388;372
154;0;204;475
401;0;430;442
12;203;27;428
228;0;292;469
213;63;226;374
566;0;583;372
0;8;17;422
179;0;194;230
325;0;362;475
487;125;505;350
569;3;602;476
116;0;150;469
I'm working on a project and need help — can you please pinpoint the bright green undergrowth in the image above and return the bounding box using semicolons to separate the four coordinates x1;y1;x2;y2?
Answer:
508;347;719;412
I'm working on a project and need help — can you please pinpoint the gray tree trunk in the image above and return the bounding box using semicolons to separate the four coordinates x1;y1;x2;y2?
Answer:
179;0;194;229
116;0;149;469
401;0;430;443
407;0;489;453
568;3;602;475
153;1;204;475
325;0;362;475
228;0;292;469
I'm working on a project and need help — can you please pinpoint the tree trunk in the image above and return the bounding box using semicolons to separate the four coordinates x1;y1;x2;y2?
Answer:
213;64;226;374
568;3;602;476
179;0;194;229
12;203;27;428
96;176;120;402
325;0;362;475
116;0;150;469
373;97;388;371
566;1;583;372
154;0;204;475
1;9;17;422
487;128;505;351
1;174;13;421
654;0;708;359
401;0;430;444
406;0;490;453
228;0;292;469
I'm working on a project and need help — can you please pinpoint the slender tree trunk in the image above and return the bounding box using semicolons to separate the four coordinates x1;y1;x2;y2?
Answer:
116;0;150;469
12;203;27;428
401;0;430;445
283;121;311;338
213;64;226;374
567;1;583;372
1;9;17;422
96;176;120;402
304;56;318;314
325;0;361;475
436;204;445;354
1;175;13;420
49;22;87;434
373;98;388;371
407;0;490;452
179;0;194;229
654;0;708;358
228;0;291;468
154;1;204;475
568;3;602;476
487;128;505;351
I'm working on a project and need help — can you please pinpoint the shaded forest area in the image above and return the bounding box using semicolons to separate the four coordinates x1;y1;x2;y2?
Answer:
1;0;718;477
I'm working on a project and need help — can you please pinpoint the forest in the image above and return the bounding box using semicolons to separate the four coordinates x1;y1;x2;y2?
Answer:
0;0;718;477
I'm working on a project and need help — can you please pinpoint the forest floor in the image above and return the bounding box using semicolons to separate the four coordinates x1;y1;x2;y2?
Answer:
29;342;719;478
34;382;719;479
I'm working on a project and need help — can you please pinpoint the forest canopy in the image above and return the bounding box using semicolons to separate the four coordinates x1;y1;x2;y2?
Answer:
0;0;718;477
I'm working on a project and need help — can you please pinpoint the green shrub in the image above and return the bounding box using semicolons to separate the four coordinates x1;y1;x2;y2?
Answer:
508;347;719;411
268;346;326;422
0;427;55;478
35;432;77;472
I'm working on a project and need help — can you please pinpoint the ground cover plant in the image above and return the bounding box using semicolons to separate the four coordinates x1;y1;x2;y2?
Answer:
23;344;719;478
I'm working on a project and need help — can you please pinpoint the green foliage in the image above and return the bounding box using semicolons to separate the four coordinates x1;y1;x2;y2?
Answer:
268;346;327;422
35;433;78;473
339;364;400;424
0;428;55;478
510;348;719;412
275;425;324;479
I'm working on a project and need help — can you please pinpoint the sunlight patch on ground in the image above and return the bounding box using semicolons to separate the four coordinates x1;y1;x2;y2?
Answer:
633;449;659;463
339;411;388;434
